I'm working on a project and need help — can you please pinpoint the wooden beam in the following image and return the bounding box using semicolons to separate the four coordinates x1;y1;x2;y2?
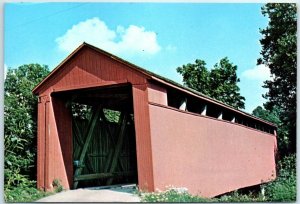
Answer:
74;171;134;181
179;98;187;111
103;111;126;173
73;106;102;189
218;112;223;120
106;112;128;185
201;105;207;116
73;118;95;173
99;110;126;172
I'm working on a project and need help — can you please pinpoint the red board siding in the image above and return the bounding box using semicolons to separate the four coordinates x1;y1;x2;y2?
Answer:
148;103;277;197
35;44;277;194
132;84;154;191
45;97;72;190
37;47;147;95
39;96;72;190
37;96;48;189
52;96;73;188
147;82;168;105
36;46;152;191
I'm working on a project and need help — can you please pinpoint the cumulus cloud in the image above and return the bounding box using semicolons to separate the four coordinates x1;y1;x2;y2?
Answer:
241;64;273;81
55;17;161;56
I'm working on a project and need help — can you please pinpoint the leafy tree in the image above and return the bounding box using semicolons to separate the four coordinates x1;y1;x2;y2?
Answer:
209;58;245;109
252;106;289;154
177;57;245;109
258;3;297;153
176;59;210;96
4;64;50;189
252;106;280;125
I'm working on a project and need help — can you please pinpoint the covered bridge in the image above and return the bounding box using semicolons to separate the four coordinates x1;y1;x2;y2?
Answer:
33;42;277;197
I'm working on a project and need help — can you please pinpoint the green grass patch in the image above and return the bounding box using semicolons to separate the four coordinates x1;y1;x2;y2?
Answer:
140;188;212;202
140;188;267;203
4;177;64;202
262;154;296;202
5;186;53;202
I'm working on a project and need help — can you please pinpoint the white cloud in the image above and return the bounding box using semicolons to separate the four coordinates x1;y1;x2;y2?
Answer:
4;64;8;80
55;17;161;56
241;64;273;81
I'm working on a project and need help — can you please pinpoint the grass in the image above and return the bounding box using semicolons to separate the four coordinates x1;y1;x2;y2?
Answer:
140;188;277;203
139;188;212;202
5;186;53;202
4;178;64;202
139;188;267;203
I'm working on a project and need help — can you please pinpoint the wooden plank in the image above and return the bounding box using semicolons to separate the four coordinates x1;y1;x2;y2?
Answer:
74;171;134;181
73;106;102;189
73;118;95;173
106;112;128;185
99;110;126;172
103;112;125;173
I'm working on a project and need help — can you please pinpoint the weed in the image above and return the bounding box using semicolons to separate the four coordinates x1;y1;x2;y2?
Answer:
262;154;296;202
52;179;64;193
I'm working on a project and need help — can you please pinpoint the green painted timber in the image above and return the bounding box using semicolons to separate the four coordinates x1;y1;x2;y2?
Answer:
72;109;137;188
73;106;102;189
74;171;135;181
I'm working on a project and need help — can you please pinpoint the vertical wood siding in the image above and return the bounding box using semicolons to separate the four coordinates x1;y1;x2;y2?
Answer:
147;82;168;105
35;44;276;195
37;96;47;189
132;84;154;191
148;103;277;197
38;47;147;95
52;96;73;188
39;96;73;190
36;46;153;191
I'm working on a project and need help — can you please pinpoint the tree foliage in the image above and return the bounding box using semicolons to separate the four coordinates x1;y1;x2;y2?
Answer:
4;64;50;189
252;106;280;125
177;57;245;109
252;106;290;154
258;3;297;153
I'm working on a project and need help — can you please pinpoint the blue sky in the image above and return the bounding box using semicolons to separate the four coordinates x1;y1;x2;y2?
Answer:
4;2;272;113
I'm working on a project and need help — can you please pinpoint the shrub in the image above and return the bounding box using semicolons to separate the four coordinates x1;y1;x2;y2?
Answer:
140;188;212;202
53;179;64;193
217;190;265;202
4;64;50;201
263;154;296;202
4;179;52;202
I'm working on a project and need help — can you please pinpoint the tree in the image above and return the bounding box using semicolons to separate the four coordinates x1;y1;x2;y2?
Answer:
252;106;290;154
4;64;50;188
176;59;210;96
177;57;245;109
252;106;280;125
258;3;297;153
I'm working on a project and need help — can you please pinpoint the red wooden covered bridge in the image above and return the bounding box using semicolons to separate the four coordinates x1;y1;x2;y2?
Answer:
33;42;277;197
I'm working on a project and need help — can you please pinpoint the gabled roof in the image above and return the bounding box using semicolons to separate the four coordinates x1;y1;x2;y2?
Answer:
32;42;276;128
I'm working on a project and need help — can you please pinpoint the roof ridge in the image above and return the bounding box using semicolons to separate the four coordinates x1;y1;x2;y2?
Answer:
32;42;276;127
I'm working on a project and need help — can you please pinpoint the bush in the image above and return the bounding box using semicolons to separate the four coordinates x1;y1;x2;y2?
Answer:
217;190;265;202
4;179;52;202
263;154;296;202
53;179;64;193
4;64;50;201
140;188;212;202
